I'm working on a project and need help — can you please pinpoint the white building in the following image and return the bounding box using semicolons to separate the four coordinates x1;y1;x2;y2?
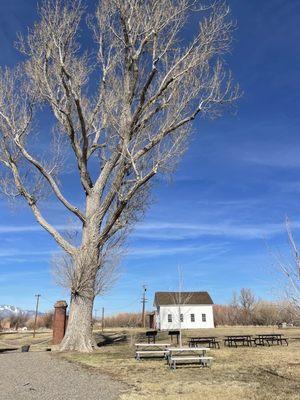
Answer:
153;291;214;330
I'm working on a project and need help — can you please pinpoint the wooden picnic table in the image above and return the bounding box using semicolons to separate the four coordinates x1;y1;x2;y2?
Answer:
135;343;171;360
167;347;213;370
224;335;255;347
188;337;220;349
255;334;288;346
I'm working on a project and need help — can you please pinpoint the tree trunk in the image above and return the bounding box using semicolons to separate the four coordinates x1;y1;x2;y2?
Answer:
59;197;101;352
58;245;99;352
59;292;96;352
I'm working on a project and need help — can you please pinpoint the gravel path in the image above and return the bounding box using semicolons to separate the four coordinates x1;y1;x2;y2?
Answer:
0;352;125;400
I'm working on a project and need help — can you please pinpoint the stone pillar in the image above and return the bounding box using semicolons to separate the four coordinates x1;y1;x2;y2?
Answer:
52;300;68;345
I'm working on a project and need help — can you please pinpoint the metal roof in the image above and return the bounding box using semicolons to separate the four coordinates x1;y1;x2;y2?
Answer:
154;291;213;306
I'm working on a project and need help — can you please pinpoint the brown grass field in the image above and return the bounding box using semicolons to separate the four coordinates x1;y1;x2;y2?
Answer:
1;326;300;399
0;330;52;350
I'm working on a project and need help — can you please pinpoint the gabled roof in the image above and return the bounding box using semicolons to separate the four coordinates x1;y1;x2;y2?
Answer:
154;291;213;306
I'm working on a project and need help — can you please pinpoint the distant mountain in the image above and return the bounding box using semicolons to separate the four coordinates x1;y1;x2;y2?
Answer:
0;305;37;319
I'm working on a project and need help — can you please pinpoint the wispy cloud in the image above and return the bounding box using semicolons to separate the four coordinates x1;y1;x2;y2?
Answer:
237;138;300;169
0;218;292;243
0;223;80;234
133;220;294;240
127;243;228;259
0;249;58;258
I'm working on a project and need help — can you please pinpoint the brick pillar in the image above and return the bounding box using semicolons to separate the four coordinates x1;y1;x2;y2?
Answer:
52;300;68;345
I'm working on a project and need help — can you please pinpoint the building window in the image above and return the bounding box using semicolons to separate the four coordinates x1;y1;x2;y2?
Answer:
168;314;172;323
191;314;195;322
180;313;184;322
202;313;206;322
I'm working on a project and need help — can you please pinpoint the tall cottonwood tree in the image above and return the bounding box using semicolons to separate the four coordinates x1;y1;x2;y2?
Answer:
0;0;239;351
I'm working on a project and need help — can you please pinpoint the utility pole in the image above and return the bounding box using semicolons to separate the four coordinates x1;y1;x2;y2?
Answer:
33;294;41;338
101;307;105;333
141;285;147;328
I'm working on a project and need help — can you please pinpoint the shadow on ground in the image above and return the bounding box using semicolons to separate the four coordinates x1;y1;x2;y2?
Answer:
95;332;128;347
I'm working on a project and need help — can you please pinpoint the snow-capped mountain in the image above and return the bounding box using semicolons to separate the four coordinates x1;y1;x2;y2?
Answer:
0;305;36;319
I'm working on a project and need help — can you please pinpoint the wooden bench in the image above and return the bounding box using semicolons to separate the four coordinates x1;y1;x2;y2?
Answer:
280;338;288;346
169;356;213;370
135;343;171;360
189;337;220;349
255;334;288;346
224;335;253;347
135;350;169;360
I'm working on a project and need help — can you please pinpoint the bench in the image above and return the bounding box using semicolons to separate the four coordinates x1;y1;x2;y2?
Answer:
255;334;288;346
135;350;169;360
135;343;171;360
264;337;288;346
169;356;213;370
224;335;253;347
189;337;220;349
280;338;288;346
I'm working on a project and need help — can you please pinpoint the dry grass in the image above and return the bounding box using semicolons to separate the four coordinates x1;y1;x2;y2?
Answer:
0;330;52;351
63;326;300;400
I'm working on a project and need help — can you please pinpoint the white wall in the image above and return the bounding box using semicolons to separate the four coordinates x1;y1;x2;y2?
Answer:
157;304;214;330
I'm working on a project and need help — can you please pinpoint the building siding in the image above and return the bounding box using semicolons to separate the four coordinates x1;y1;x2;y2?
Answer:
157;304;214;330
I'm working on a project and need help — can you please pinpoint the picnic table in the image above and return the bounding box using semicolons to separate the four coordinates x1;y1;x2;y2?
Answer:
188;337;220;349
255;334;288;346
145;330;158;343
224;335;255;347
135;343;170;360
168;347;213;370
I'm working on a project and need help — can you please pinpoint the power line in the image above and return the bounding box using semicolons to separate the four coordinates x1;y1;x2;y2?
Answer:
94;309;100;320
94;297;141;312
33;294;41;338
141;285;147;328
39;295;55;306
101;307;105;333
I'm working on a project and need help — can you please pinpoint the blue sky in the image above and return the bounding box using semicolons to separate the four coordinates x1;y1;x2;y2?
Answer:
1;0;300;314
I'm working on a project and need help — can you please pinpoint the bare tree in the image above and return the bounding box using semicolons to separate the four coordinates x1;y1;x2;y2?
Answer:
239;288;256;325
213;300;298;326
9;313;31;330
273;218;300;311
166;266;194;347
0;0;239;351
229;291;240;324
103;312;142;328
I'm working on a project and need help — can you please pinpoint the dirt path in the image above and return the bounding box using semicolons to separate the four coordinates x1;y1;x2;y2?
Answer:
0;352;125;400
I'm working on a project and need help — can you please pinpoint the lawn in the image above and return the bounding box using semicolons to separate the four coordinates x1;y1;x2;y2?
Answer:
62;326;300;400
